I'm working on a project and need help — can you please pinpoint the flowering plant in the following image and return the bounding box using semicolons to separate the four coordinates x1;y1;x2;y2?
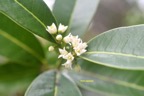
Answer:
0;0;144;96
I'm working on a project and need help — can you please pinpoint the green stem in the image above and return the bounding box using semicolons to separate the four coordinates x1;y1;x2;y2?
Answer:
57;59;63;70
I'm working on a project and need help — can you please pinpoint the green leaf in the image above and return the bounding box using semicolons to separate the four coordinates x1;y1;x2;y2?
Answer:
17;0;57;26
69;59;144;96
81;25;144;70
69;0;100;37
53;0;76;25
46;51;59;66
0;62;40;96
0;56;8;64
53;0;99;37
0;81;29;96
0;13;46;65
0;0;57;42
0;62;40;82
25;70;82;96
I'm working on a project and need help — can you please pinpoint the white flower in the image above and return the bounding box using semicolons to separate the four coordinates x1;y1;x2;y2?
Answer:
63;33;88;56
56;34;63;41
64;52;74;61
71;36;81;47
63;33;79;45
58;47;68;58
67;34;87;55
74;42;87;56
46;23;57;34
59;48;74;69
58;23;68;33
62;60;72;69
63;35;71;43
48;46;54;51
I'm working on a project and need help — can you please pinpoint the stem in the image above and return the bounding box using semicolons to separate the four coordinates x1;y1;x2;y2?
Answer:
57;58;62;70
41;63;49;72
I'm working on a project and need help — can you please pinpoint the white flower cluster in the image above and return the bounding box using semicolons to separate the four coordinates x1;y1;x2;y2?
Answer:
63;34;88;56
46;23;87;69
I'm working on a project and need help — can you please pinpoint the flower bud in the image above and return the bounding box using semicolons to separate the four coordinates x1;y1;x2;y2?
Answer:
56;34;63;41
48;46;54;51
58;23;68;33
46;23;57;34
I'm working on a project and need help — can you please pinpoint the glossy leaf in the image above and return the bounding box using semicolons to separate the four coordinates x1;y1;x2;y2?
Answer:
0;13;46;65
69;59;144;96
53;0;99;37
0;0;57;42
81;25;144;70
25;70;82;96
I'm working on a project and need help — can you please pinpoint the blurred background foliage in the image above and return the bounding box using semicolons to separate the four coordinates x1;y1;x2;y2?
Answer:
1;0;144;96
84;0;144;41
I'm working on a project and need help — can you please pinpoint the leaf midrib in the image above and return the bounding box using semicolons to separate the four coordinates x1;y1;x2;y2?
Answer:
14;0;46;28
76;70;144;96
79;51;144;70
85;51;144;59
54;70;59;96
0;10;44;43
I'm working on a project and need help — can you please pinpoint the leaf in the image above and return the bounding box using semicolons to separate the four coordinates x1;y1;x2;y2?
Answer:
0;62;40;82
69;59;144;96
0;82;28;96
17;0;57;26
0;56;8;64
46;51;59;66
0;13;46;65
53;0;76;25
69;0;100;37
0;62;40;96
53;0;99;37
25;70;82;96
81;25;144;70
0;0;57;42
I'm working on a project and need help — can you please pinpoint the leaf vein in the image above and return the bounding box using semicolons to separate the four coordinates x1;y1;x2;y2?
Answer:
14;0;46;28
85;51;144;59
